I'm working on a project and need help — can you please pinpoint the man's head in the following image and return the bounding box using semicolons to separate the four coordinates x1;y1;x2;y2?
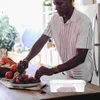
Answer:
53;0;73;16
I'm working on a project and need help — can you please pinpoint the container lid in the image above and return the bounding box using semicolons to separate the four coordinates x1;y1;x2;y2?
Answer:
49;79;86;84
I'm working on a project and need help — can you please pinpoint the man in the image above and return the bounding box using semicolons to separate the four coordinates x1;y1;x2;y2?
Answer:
17;0;94;82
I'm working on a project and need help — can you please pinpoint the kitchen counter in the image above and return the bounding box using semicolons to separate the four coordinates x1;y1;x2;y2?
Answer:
0;82;100;100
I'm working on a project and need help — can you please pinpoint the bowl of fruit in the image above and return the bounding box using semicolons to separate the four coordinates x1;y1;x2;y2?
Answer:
4;63;41;88
11;73;41;88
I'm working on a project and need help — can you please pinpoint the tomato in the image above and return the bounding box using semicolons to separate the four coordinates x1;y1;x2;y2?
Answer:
10;64;17;73
5;71;14;79
1;57;15;65
1;57;8;63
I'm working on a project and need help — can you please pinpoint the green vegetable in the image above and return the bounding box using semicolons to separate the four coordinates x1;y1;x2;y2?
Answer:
14;71;19;77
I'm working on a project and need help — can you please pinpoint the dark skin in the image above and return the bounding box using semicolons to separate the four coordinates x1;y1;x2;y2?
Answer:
53;0;74;23
17;0;88;79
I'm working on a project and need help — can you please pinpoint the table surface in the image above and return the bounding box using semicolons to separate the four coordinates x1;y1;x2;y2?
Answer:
0;82;100;100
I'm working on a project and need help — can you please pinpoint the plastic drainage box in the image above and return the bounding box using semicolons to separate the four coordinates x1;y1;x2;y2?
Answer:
49;79;86;92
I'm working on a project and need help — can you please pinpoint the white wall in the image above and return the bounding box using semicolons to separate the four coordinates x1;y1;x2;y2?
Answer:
97;0;100;3
75;0;93;5
83;0;93;5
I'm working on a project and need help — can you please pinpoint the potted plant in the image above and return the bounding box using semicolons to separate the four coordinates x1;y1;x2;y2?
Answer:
0;15;18;52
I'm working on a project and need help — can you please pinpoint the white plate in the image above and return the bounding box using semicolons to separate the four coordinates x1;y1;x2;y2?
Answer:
11;82;41;88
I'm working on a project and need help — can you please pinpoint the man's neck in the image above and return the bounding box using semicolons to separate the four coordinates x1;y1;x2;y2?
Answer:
63;7;74;23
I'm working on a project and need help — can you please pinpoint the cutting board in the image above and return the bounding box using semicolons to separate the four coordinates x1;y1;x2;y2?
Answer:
0;78;46;91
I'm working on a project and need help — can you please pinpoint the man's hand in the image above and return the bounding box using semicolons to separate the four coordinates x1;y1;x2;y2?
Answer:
35;66;54;79
17;59;29;73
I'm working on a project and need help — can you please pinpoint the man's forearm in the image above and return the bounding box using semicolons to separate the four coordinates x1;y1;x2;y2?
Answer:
24;34;49;61
57;49;88;73
24;41;44;61
57;55;84;72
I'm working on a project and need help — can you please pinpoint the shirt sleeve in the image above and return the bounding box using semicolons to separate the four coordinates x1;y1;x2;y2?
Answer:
43;21;52;38
76;19;94;49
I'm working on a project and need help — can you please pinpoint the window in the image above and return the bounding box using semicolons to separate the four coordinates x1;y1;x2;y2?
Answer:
0;0;43;49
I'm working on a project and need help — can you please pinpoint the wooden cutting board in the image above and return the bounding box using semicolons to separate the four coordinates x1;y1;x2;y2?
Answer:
0;78;46;91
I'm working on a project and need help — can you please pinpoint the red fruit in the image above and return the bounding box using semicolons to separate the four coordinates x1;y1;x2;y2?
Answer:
1;57;16;65
21;74;28;79
29;76;35;80
10;64;17;73
15;78;20;84
24;74;29;79
12;77;16;83
28;77;40;83
40;89;46;94
5;71;14;79
28;77;35;83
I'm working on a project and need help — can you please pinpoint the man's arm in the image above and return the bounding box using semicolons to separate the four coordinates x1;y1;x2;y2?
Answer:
17;34;50;73
57;49;88;72
24;34;50;61
35;49;88;79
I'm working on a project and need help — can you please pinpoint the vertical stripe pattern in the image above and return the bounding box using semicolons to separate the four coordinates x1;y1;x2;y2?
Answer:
43;9;94;82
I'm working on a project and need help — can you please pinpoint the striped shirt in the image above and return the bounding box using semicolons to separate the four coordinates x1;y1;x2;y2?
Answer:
43;8;94;82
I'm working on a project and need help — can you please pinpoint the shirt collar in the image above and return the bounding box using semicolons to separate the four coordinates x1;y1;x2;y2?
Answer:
58;8;78;23
70;8;78;22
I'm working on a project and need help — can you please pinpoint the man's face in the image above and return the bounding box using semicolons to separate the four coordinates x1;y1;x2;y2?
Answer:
53;0;73;16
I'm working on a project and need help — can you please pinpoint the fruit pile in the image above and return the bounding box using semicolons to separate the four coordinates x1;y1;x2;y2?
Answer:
0;57;17;77
5;63;17;79
12;73;40;84
5;63;40;84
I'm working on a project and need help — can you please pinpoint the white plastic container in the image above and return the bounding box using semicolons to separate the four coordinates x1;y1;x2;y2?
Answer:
49;79;86;92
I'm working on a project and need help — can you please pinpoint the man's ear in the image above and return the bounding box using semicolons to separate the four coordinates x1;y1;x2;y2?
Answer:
72;0;75;6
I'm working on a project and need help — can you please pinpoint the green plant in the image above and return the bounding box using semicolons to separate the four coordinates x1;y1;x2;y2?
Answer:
43;0;52;6
0;15;18;51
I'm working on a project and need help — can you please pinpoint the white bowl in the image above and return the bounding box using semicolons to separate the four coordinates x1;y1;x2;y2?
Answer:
49;79;86;92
